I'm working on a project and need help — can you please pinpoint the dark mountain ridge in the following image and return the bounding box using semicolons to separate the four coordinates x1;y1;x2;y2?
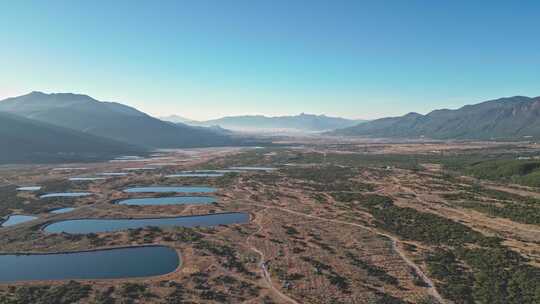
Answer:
0;92;238;148
0;112;144;163
332;96;540;140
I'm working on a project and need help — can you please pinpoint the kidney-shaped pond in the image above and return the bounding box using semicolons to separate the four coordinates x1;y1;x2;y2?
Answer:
0;246;179;283
44;212;249;234
117;196;217;206
123;186;216;193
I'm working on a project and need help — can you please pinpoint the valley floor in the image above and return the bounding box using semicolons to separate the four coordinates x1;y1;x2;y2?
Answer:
0;141;539;304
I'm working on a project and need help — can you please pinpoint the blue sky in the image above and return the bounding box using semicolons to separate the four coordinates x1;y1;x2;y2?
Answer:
1;0;539;120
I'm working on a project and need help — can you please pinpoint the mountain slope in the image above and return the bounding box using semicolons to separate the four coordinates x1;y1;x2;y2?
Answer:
332;96;540;140
0;112;144;163
0;92;236;148
165;113;364;133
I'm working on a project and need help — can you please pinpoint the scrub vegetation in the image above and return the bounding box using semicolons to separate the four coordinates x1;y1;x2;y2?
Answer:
1;143;539;303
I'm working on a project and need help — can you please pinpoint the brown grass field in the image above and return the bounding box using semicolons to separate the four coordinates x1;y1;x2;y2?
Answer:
0;141;539;303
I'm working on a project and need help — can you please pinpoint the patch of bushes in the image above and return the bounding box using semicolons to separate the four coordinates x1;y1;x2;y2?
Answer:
93;287;116;304
301;256;350;293
195;240;252;275
291;152;430;170
0;281;91;304
426;250;474;304
282;165;357;184
457;246;540;304
174;227;204;243
0;185;28;217
466;159;540;187
119;283;156;300
212;275;260;297
282;225;300;236
369;292;408;304
443;186;540;225
163;284;185;304
345;252;399;286
458;201;540;225
363;196;487;246
330;192;364;203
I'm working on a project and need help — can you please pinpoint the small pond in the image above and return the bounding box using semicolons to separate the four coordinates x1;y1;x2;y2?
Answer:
50;207;76;214
114;156;144;160
165;173;224;178
98;172;128;176
16;186;41;191
122;167;157;171
40;192;93;199
117;196;216;206
193;169;243;173
229;166;276;171
123;186;216;193
69;177;107;181
1;215;38;227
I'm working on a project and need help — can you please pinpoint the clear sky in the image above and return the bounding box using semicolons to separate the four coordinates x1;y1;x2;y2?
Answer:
0;0;539;120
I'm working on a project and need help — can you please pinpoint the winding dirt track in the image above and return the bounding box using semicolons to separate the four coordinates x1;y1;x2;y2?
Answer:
239;200;445;304
245;210;301;304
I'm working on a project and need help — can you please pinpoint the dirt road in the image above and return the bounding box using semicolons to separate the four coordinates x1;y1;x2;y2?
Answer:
239;201;445;303
245;210;301;304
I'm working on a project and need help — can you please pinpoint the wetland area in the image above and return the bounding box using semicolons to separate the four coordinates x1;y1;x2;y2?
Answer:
1;143;539;303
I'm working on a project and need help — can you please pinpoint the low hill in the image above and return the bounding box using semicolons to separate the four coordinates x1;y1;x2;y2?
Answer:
332;96;540;140
0;112;144;163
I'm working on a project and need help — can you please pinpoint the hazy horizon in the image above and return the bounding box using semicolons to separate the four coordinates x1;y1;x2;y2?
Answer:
3;90;540;123
1;1;539;120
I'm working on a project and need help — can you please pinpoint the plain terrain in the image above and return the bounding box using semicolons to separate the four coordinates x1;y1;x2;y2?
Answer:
0;141;539;304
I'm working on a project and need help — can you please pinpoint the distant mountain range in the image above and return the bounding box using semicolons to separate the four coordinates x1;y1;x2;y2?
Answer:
5;91;539;164
0;112;143;163
159;115;200;125
161;113;365;133
0;92;239;149
331;96;540;140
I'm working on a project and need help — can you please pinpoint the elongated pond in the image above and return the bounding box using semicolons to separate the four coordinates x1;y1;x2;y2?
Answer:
117;196;217;206
50;207;76;214
1;215;38;227
44;212;249;234
165;173;224;178
122;167;156;171
69;177;106;181
193;169;243;173
98;172;128;176
229;166;276;171
16;186;41;191
51;167;87;171
123;186;216;193
0;246;179;283
40;192;93;199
